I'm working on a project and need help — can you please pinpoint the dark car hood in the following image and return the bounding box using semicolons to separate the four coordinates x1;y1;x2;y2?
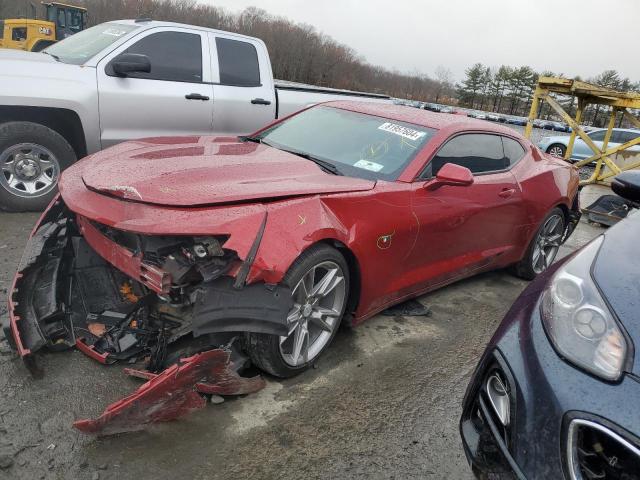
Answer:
592;210;640;375
74;137;375;207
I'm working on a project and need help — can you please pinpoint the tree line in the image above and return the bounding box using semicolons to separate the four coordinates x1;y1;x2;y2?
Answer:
1;0;637;127
456;63;640;127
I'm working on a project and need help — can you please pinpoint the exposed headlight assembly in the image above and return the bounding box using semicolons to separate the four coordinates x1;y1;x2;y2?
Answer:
541;237;628;381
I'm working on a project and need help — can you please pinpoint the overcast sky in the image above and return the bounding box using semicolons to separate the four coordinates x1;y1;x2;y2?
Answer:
204;0;639;82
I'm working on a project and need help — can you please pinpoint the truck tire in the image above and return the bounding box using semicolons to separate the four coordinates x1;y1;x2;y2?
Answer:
0;121;76;212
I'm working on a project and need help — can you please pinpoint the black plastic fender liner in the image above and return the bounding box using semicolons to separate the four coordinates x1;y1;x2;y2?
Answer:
192;276;292;337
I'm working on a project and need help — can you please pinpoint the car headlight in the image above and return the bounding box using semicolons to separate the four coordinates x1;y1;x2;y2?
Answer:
540;237;628;381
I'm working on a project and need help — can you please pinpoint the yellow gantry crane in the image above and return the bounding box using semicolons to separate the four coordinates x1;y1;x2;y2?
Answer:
525;76;640;186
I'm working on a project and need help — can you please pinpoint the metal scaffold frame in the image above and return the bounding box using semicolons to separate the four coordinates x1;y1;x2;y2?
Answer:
525;76;640;185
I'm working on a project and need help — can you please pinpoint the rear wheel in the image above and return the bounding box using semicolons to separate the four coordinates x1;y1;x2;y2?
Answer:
245;244;349;378
513;208;566;280
546;143;566;159
0;122;76;212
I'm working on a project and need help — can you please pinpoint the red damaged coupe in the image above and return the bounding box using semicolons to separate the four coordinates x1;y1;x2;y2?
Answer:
6;101;580;433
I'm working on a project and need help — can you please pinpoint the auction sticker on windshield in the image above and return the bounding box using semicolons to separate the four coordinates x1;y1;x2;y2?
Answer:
378;122;426;141
354;159;384;172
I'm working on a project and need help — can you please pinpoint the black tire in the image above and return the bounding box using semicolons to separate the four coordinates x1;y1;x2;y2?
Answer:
512;207;566;280
0;121;76;212
245;244;350;378
546;143;566;159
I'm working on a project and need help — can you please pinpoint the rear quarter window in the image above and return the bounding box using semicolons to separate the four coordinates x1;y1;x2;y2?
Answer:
215;37;261;87
502;137;526;166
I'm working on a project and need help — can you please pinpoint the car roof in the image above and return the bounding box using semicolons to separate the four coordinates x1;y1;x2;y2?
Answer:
589;127;640;133
326;101;523;137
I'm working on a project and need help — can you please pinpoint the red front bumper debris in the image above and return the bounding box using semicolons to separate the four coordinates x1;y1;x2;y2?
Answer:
73;349;266;435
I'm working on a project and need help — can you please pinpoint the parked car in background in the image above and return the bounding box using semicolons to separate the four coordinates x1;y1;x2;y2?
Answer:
487;113;500;122
460;170;640;480
439;106;454;113
538;128;640;160
468;111;487;120
6;102;581;433
0;19;389;212
507;116;528;126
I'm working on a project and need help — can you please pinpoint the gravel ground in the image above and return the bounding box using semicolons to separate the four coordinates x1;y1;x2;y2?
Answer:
0;205;602;480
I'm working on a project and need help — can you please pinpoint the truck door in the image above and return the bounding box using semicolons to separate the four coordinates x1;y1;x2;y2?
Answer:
208;33;276;135
96;27;214;148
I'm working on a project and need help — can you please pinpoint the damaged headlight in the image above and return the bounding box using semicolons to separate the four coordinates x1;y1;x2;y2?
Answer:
541;237;628;381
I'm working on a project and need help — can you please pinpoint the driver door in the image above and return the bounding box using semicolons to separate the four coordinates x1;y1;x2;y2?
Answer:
407;133;526;291
96;27;214;148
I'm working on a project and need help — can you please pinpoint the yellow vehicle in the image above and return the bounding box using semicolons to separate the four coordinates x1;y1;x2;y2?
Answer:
0;2;86;52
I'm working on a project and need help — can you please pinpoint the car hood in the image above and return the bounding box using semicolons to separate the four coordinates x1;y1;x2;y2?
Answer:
70;136;375;207
591;210;640;375
0;48;93;82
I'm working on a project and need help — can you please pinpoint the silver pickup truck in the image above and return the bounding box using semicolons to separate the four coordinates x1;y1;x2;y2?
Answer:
0;19;389;211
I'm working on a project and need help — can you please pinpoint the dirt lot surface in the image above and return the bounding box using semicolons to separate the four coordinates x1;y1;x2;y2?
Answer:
0;204;601;480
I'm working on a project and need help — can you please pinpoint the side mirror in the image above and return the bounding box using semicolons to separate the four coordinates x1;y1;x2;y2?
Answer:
425;163;474;190
110;53;151;77
611;171;640;203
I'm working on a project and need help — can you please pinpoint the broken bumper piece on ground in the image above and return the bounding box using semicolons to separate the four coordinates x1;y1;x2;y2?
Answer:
4;197;292;432
74;348;266;435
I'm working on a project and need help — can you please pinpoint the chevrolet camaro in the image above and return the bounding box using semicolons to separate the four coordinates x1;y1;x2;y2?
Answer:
5;101;580;433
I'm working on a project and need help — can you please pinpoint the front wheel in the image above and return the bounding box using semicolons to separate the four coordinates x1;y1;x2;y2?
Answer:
546;143;566;159
0;122;76;212
513;208;566;280
245;244;350;378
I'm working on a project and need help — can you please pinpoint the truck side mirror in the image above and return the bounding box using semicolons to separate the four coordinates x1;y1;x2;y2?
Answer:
110;53;151;77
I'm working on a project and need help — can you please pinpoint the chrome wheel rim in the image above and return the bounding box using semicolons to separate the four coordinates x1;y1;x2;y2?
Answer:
280;261;346;367
0;143;59;198
548;145;565;158
532;214;564;274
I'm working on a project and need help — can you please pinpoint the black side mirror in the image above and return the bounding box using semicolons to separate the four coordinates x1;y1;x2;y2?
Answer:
611;171;640;203
110;53;151;77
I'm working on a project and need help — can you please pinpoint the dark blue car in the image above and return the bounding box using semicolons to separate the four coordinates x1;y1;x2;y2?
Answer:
460;171;640;479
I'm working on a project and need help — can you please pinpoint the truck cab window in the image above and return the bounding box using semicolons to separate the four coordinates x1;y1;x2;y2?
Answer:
429;134;507;176
124;31;203;83
215;37;261;87
12;27;27;42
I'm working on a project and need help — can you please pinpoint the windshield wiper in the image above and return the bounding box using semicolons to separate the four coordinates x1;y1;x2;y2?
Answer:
239;136;342;175
279;148;342;175
239;135;262;143
42;51;60;62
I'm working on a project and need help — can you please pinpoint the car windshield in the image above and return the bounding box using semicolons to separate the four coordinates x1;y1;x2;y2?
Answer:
255;106;435;181
44;23;139;65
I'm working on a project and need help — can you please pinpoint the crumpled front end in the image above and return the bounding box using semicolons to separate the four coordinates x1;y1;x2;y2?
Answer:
5;196;293;433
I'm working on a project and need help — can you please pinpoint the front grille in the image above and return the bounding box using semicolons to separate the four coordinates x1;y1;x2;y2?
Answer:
568;419;640;480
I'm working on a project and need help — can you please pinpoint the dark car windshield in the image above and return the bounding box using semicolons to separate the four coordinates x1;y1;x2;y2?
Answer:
44;23;139;65
255;106;435;181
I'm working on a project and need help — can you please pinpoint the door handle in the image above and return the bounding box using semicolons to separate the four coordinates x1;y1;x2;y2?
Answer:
498;188;516;198
251;98;271;105
185;93;210;101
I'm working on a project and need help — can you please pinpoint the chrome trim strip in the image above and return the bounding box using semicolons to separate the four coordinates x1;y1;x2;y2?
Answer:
567;418;640;480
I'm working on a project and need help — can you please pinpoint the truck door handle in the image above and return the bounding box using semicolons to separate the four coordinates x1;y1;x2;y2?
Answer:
251;98;271;105
498;188;516;198
185;93;210;101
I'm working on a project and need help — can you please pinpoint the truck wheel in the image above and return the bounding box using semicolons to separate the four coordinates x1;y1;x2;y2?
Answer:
0;122;76;212
245;244;350;378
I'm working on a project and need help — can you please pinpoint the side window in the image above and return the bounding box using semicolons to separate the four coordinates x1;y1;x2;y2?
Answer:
57;9;66;28
124;31;202;83
216;37;261;87
502;137;526;166
11;27;27;41
588;130;606;142
619;131;640;144
429;134;506;176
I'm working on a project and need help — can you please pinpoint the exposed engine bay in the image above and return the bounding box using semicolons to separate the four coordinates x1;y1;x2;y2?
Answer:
6;198;292;434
